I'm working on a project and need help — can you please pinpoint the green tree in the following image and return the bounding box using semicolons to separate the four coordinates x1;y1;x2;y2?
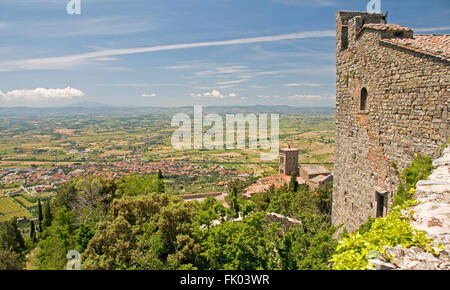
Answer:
288;171;298;193
199;212;282;270
34;207;76;270
157;169;165;193
226;179;244;217
0;218;26;255
53;176;117;225
0;248;24;270
315;181;333;216
251;185;275;212
74;224;94;253
267;188;293;216
82;194;201;270
30;221;37;243
279;215;336;270
52;181;78;210
0;218;26;269
38;199;43;233
42;201;53;228
117;173;163;197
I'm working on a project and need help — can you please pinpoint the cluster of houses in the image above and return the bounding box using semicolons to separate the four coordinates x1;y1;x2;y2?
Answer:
0;159;250;196
244;147;333;197
1;147;332;202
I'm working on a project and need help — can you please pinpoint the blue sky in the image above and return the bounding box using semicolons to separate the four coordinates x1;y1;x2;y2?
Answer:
0;0;449;107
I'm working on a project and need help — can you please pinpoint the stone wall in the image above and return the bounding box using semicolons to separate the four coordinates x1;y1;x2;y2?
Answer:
333;11;449;233
371;147;450;270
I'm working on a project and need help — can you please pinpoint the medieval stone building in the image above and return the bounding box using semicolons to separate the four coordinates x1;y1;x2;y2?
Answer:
332;11;449;233
279;147;299;176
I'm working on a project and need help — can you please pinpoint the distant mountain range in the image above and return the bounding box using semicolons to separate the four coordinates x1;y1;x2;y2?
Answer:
0;104;335;118
63;101;117;108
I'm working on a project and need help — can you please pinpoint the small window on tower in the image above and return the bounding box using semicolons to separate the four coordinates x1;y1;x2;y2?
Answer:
341;26;349;50
360;87;368;111
376;192;387;217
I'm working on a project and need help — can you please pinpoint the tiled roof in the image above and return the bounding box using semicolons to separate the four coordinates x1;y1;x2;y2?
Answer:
363;23;413;32
381;34;450;61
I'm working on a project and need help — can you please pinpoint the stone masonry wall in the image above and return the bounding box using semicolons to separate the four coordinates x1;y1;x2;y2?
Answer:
333;12;449;233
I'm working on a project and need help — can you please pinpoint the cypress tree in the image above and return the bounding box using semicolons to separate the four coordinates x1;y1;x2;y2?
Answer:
42;201;52;228
157;170;165;193
289;171;299;193
37;199;43;233
29;221;36;243
157;169;163;180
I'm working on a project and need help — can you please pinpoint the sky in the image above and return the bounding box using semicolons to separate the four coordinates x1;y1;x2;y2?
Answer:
0;0;449;108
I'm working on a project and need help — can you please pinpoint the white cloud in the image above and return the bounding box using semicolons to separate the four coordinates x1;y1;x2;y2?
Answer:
142;93;156;97
216;79;249;85
285;82;320;87
251;85;265;89
0;86;84;101
211;89;221;97
191;89;238;99
257;95;282;99
0;30;335;71
196;66;249;76
162;64;196;70
255;94;331;101
288;94;324;100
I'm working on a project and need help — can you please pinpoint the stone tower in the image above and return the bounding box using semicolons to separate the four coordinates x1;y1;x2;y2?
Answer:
333;11;449;233
279;147;299;176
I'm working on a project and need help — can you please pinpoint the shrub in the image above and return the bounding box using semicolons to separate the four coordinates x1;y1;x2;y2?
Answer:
330;200;438;270
394;154;432;206
331;154;436;270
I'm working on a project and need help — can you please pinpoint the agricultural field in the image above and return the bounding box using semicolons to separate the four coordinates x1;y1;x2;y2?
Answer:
0;196;31;221
0;106;335;200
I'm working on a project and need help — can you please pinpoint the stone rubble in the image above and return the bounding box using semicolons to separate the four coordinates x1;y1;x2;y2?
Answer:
372;147;450;270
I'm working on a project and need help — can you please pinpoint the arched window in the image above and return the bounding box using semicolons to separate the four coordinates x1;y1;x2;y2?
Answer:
360;88;368;111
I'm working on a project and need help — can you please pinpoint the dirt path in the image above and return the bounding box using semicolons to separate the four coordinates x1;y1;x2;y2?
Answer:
25;247;38;270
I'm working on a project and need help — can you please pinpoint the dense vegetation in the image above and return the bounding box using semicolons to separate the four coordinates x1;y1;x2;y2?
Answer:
0;172;336;270
331;154;437;270
1;153;438;270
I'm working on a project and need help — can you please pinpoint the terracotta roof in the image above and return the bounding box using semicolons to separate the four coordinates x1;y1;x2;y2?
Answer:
363;23;413;32
245;184;271;196
380;34;450;61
